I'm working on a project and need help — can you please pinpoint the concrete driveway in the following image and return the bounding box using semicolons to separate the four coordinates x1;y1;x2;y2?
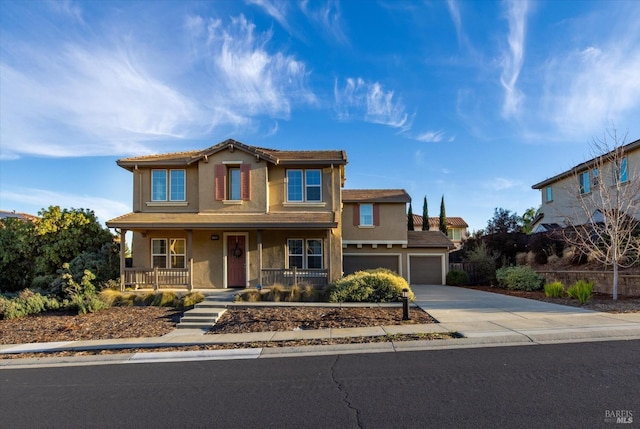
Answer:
410;284;640;341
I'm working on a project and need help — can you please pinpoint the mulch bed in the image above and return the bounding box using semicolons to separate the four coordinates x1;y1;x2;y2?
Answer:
463;286;640;313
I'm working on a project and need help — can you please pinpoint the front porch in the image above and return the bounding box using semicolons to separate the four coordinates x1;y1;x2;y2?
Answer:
122;265;329;291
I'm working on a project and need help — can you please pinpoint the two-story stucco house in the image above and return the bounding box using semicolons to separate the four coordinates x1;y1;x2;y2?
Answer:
107;139;453;290
531;138;640;233
411;215;469;249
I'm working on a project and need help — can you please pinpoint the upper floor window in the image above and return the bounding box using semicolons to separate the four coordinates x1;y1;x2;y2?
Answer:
579;171;590;194
228;167;241;200
618;157;628;183
447;228;462;241
152;169;185;201
360;203;373;226
287;169;322;202
546;186;553;202
215;164;250;201
592;168;600;187
151;238;186;269
287;238;323;269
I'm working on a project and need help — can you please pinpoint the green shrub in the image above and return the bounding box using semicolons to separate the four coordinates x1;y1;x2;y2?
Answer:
464;242;497;285
566;280;593;304
0;289;61;320
326;270;413;303
495;266;544;291
446;269;470;286
544;281;564;298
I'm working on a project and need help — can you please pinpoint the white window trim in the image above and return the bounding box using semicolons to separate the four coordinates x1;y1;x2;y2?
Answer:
150;169;186;203
359;203;374;226
151;238;186;269
286;169;323;203
286;238;323;269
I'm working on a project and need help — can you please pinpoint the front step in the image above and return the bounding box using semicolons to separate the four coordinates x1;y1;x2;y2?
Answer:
177;306;227;330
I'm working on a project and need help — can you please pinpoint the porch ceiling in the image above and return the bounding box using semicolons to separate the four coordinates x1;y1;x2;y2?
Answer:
106;211;338;230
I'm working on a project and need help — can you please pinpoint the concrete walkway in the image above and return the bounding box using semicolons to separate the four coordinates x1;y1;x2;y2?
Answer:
2;285;640;368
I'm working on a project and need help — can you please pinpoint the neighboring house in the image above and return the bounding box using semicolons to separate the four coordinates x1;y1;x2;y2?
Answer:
107;139;453;289
411;215;469;249
342;190;454;284
531;138;640;233
0;210;38;222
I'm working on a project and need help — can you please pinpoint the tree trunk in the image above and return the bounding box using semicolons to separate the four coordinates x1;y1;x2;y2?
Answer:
613;263;619;300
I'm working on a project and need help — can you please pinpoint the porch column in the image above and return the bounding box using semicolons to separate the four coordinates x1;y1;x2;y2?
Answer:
119;229;127;292
257;230;263;286
187;230;193;291
326;229;331;284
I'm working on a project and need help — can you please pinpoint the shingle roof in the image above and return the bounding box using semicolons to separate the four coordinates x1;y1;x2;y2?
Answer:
0;210;38;222
117;139;347;170
412;215;468;228
106;211;338;229
407;231;455;249
342;189;411;203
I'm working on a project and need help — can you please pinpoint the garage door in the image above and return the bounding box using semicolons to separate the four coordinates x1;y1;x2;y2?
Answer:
343;255;399;275
409;255;442;285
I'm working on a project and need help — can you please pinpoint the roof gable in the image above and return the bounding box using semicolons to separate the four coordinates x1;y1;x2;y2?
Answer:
342;189;411;203
116;139;347;170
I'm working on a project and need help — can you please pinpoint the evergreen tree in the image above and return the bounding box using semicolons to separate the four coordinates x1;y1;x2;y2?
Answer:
407;202;414;230
439;195;448;235
422;196;429;231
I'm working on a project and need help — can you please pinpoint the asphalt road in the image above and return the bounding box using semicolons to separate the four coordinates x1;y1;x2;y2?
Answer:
1;341;639;429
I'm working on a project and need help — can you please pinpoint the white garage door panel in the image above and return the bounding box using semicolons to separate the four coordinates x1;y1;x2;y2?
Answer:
343;255;400;275
409;256;442;285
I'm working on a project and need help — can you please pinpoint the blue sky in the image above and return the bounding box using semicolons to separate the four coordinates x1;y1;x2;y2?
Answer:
1;0;640;232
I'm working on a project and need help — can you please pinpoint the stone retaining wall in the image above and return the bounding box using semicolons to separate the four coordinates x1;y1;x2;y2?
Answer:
536;271;640;297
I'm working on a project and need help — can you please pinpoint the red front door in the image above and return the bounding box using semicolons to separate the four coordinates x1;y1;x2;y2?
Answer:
227;235;246;288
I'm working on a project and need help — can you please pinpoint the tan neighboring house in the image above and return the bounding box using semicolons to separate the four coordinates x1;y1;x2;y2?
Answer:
531;138;640;233
411;215;469;249
107;139;453;290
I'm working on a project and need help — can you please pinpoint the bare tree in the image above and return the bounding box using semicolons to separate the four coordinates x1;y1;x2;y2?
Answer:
561;130;640;299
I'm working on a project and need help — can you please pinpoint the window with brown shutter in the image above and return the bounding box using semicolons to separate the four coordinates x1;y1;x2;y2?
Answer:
240;164;250;201
214;164;226;201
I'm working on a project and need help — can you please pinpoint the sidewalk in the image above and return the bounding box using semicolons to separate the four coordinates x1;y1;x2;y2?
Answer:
2;285;640;368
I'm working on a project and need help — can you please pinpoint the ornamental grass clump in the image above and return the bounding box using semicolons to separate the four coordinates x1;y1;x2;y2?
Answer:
326;269;413;303
0;289;60;320
544;281;564;298
178;291;205;309
151;291;179;307
566;280;594;304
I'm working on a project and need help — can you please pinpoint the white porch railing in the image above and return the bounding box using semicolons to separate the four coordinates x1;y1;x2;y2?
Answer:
122;260;193;291
261;268;328;287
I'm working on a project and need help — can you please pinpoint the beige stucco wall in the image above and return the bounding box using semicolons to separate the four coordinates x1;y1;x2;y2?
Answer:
198;150;268;213
267;165;342;213
343;244;449;284
342;202;408;242
133;165;199;213
537;148;640;227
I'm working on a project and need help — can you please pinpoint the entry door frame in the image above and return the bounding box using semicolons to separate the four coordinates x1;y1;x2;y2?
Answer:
223;232;250;288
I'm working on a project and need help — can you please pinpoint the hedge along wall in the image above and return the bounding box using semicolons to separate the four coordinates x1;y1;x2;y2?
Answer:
536;271;640;297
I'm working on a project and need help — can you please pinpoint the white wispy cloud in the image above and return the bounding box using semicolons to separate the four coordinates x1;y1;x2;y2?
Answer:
539;18;640;139
300;0;347;44
192;14;316;117
246;0;292;34
334;78;409;128
0;187;130;226
483;177;524;191
416;130;446;142
446;0;463;47
500;0;529;118
1;7;315;159
47;0;84;23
